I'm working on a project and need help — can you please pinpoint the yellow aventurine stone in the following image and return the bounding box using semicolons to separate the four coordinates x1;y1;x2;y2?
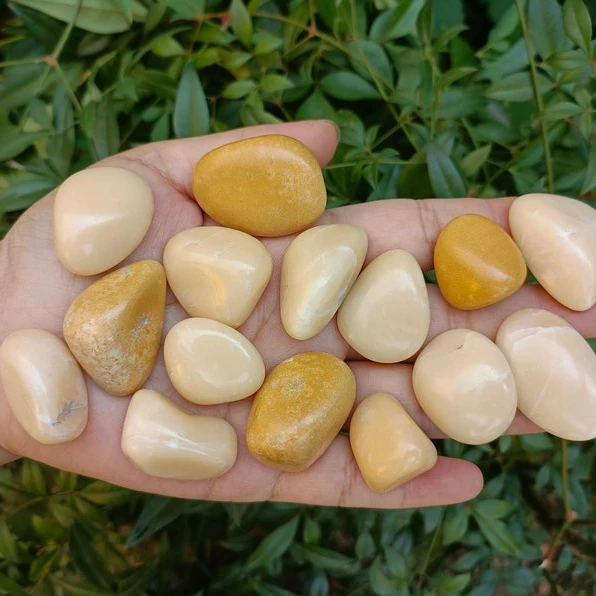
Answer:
63;260;166;396
192;135;327;237
246;352;356;472
434;214;527;310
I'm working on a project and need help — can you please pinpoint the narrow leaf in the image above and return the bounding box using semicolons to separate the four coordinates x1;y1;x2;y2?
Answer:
69;524;112;590
296;90;336;121
0;128;47;162
244;516;299;572
230;0;253;47
485;71;552;103
126;496;190;546
461;145;491;177
173;61;210;138
370;0;426;41
222;79;257;99
474;514;521;556
528;0;567;59
426;141;467;198
116;0;133;23
563;0;592;54
581;144;596;193
320;72;382;101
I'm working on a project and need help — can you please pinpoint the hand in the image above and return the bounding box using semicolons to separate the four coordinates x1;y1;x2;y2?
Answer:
1;120;594;509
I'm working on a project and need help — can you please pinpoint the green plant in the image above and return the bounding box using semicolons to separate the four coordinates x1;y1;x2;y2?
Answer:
1;0;595;594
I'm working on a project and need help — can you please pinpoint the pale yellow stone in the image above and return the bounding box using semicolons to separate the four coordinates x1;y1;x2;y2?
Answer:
0;329;88;445
63;260;166;397
192;135;327;237
337;249;430;363
246;352;355;471
412;329;517;444
281;224;368;340
53;167;154;276
509;193;596;311
496;309;596;441
350;393;437;493
122;389;237;481
163;227;272;328
164;318;265;405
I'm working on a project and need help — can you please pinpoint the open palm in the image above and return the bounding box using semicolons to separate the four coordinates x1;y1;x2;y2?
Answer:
1;120;594;509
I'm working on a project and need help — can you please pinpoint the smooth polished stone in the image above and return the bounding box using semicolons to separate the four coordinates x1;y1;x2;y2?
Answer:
350;393;437;493
281;225;368;340
192;135;327;237
0;329;88;445
53;167;154;276
337;249;430;363
63;260;166;396
434;214;526;310
163;227;272;327
496;309;596;441
509;193;596;311
164;318;265;405
122;389;237;481
412;329;517;444
246;352;355;472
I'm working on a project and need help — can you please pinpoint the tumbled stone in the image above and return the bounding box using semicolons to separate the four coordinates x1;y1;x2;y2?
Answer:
412;329;517;444
337;249;430;363
0;329;88;445
63;260;166;396
192;135;327;237
509;193;596;311
434;214;526;310
281;224;368;340
496;309;596;441
164;318;265;405
53;167;154;276
350;393;437;493
163;227;272;327
122;389;237;481
246;352;355;471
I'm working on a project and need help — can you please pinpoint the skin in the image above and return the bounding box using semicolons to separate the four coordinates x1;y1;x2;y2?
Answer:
1;120;595;509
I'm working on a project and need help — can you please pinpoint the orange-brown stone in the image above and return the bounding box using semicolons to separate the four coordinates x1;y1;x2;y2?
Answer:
434;214;526;310
192;135;327;237
63;260;166;396
246;352;355;472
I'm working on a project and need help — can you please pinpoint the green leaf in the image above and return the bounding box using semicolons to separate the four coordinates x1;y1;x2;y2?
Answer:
434;573;471;594
383;545;406;578
11;0;147;34
581;143;596;193
52;577;113;596
29;547;59;583
442;505;469;545
260;74;294;94
293;544;358;573
150;34;185;57
230;0;253;47
426;141;467;198
485;71;552;102
80;481;132;505
355;531;376;560
461;145;491;177
474;514;521;556
0;128;47;162
472;499;514;520
173;61;209;138
69;524;112;590
144;0;168;34
126;496;190;546
116;0;132;22
0;572;28;596
253;31;283;55
437;66;477;90
528;0;567;59
302;517;322;545
320;72;382;101
19;459;46;494
0;176;57;215
83;97;120;159
346;40;394;88
563;0;592;54
368;556;401;596
370;0;426;41
222;79;257;99
542;100;585;120
245;516;299;572
296;90;336;121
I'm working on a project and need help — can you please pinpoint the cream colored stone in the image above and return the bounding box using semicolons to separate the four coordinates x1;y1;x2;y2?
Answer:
412;329;517;444
496;309;596;441
163;227;272;328
509;193;596;311
53;167;154;276
337;249;430;363
164;318;265;405
350;393;437;493
0;329;88;445
122;389;237;481
281;225;368;340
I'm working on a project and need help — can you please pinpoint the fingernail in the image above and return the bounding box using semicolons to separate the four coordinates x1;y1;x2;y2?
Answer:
322;119;341;142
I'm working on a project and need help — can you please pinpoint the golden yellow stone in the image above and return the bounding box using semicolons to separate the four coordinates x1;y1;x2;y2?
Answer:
246;352;356;472
434;214;527;310
192;135;327;237
63;260;166;396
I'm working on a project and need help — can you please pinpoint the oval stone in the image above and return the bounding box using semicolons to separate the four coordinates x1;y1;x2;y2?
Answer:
63;260;166;396
350;393;437;493
164;318;265;405
53;167;154;276
337;249;430;363
496;309;596;441
0;329;88;445
509;193;596;311
434;214;526;310
412;329;517;444
192;135;327;237
246;352;355;472
163;227;272;328
281;224;368;340
122;389;237;481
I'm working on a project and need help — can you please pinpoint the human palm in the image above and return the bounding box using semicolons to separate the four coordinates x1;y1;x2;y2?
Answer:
1;120;594;509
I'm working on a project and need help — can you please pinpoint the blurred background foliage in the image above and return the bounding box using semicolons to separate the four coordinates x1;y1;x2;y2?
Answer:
1;0;596;593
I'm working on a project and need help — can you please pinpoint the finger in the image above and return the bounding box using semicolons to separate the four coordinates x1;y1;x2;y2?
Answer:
0;446;18;466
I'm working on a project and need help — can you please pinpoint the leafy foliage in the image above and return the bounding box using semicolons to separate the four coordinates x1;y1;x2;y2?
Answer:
1;0;596;593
